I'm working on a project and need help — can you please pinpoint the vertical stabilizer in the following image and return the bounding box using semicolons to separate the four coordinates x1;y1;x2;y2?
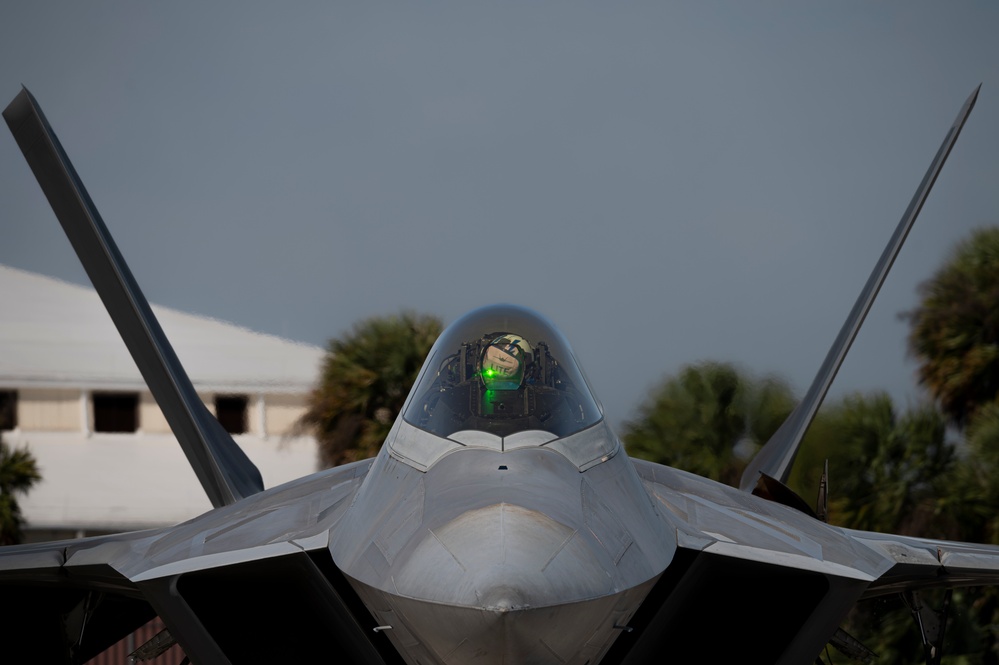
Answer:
740;85;981;492
3;88;264;507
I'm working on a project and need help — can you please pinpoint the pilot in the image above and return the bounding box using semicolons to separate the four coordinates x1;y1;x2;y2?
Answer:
480;334;531;391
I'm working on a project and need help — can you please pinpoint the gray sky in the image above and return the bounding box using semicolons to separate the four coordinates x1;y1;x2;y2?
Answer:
2;3;998;427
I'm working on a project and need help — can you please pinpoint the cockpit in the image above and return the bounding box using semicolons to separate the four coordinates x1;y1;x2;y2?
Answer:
402;305;603;440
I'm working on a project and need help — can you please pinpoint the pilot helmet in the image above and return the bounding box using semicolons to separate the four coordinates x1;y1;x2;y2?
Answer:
480;334;531;390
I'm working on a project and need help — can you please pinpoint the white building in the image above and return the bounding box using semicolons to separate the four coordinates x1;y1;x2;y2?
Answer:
0;264;325;540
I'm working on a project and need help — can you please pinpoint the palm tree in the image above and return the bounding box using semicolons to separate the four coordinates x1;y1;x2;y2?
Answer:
907;226;999;427
622;361;794;486
0;436;41;546
951;402;999;546
946;403;999;662
301;312;443;469
806;392;955;537
796;391;972;663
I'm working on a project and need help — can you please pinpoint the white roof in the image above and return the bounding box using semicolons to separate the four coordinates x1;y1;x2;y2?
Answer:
0;264;324;393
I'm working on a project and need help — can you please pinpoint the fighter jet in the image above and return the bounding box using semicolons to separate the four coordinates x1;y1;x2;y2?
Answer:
0;85;994;664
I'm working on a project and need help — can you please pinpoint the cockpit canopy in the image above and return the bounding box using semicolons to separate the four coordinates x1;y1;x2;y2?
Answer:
403;305;603;439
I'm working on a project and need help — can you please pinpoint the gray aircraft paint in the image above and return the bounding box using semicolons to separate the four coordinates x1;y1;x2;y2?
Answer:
2;87;999;664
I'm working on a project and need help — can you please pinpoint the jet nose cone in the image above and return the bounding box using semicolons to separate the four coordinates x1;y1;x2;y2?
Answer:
397;502;612;610
362;502;654;664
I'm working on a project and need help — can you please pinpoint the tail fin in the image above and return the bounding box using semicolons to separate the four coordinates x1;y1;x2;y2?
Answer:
3;88;264;507
739;85;981;492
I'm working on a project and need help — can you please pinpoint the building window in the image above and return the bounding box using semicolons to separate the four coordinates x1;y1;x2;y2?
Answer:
215;395;248;435
0;391;16;431
93;393;138;433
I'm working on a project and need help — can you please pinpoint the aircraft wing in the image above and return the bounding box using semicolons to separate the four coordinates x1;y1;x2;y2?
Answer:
633;459;891;581
631;458;999;661
847;529;999;599
637;458;999;593
0;528;165;663
0;459;387;663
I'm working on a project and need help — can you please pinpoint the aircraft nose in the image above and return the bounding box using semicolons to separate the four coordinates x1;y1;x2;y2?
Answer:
398;501;612;610
362;501;653;664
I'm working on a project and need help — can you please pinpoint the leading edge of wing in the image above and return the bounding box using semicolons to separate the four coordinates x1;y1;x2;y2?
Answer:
0;459;377;663
2;88;264;507
739;84;981;493
0;528;165;662
847;528;999;599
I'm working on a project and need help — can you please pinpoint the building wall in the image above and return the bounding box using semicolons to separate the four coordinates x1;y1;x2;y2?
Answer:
264;393;308;437
85;616;187;665
13;388;311;439
17;388;82;431
138;392;171;434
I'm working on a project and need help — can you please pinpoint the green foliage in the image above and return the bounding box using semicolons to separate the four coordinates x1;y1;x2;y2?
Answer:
800;394;999;663
624;365;999;661
957;403;999;545
301;312;443;469
907;227;999;427
622;361;794;486
813;393;955;537
0;436;41;546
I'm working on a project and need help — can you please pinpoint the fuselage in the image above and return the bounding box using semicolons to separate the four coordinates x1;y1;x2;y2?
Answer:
323;304;892;664
332;420;675;664
329;305;677;663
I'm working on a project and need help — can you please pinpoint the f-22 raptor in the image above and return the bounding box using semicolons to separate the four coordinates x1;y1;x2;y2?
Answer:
0;85;994;664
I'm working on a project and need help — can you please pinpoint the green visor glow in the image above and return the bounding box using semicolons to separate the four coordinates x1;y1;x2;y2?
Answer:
480;335;531;390
402;304;603;439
